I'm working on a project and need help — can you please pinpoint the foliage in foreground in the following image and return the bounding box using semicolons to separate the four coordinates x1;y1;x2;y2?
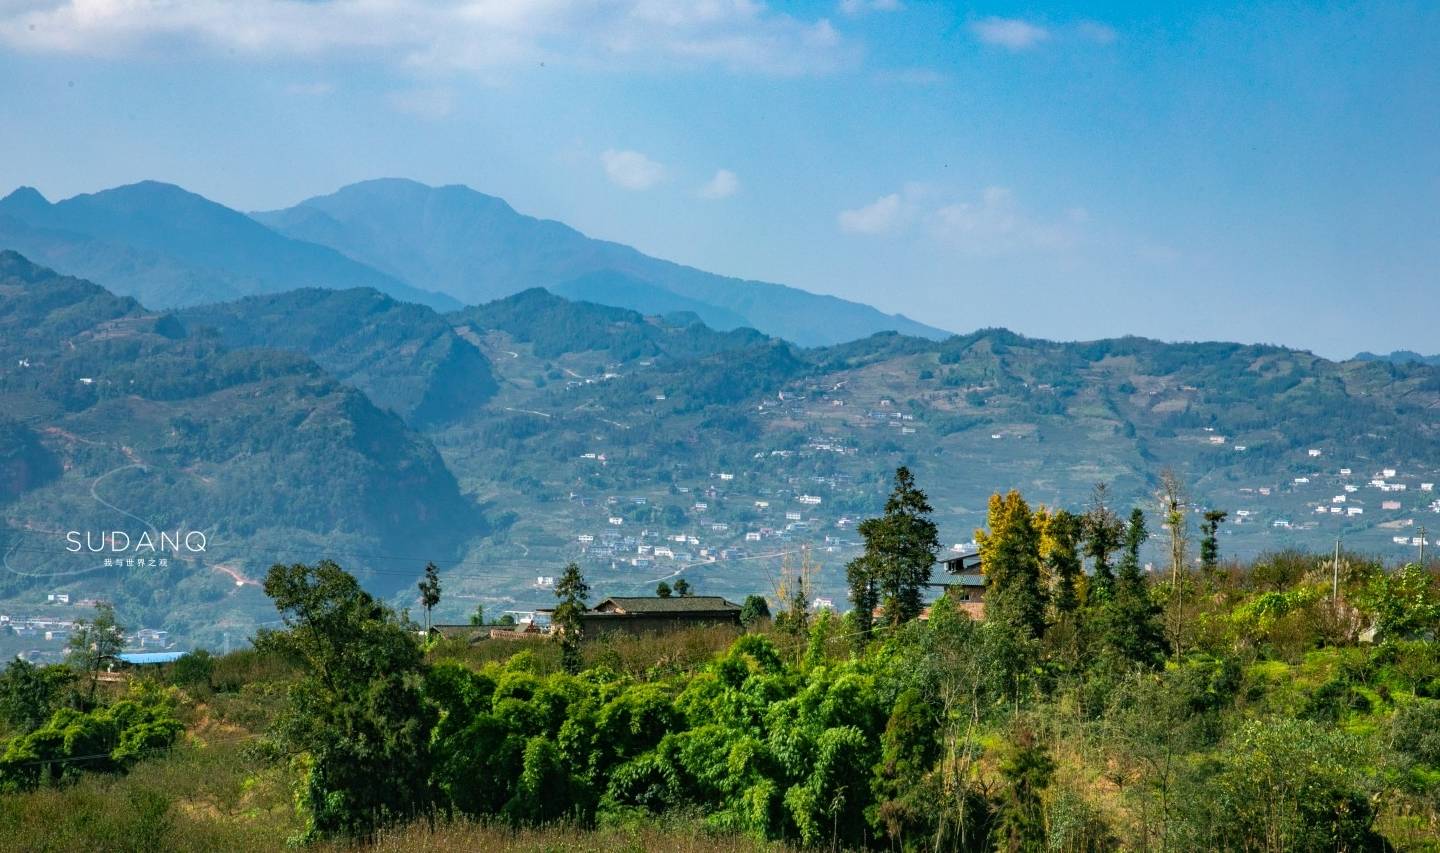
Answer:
1;475;1439;851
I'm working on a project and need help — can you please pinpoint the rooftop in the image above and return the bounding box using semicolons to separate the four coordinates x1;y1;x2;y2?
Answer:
566;595;745;615
930;574;986;588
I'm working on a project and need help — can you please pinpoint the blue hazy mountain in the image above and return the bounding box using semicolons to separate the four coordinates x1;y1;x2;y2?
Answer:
548;270;751;332
0;182;458;311
252;178;949;346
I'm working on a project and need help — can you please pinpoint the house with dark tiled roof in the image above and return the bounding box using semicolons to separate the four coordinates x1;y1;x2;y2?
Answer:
538;595;743;636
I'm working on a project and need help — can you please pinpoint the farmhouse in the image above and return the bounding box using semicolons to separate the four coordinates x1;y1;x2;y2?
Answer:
540;595;743;636
927;552;986;620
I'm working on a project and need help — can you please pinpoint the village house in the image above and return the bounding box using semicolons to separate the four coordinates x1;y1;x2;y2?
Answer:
927;552;986;620
539;595;743;637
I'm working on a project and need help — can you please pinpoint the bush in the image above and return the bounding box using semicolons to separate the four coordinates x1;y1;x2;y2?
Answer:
1180;718;1386;852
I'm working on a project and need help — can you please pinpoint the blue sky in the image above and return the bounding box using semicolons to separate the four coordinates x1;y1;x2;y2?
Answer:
1;1;1437;358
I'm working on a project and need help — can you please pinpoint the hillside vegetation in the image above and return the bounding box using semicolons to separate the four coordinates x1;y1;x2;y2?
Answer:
1;472;1437;851
156;282;1440;629
0;253;481;647
178;288;498;427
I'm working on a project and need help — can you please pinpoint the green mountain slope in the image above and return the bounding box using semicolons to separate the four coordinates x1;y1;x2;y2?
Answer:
178;288;498;427
0;183;458;311
406;300;1440;613
0;252;481;645
253;178;948;346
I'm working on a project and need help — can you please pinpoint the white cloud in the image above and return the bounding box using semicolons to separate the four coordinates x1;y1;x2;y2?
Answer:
698;168;739;200
602;149;667;191
838;193;903;235
970;17;1050;50
386;88;454;121
838;184;1080;253
838;0;902;16
0;1;852;76
929;187;1080;255
1076;21;1118;45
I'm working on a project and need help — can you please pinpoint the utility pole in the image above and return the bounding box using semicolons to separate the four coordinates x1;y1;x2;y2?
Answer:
1420;526;1427;566
1332;538;1341;604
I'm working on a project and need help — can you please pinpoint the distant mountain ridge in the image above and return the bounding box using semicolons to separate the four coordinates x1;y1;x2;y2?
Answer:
1354;350;1440;367
9;261;1440;641
1;178;947;347
252;178;949;346
0;182;458;311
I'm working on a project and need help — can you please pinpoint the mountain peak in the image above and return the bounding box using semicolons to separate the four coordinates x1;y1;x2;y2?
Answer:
0;249;51;281
0;186;51;218
77;179;227;212
257;178;951;346
295;177;520;220
1;185;49;206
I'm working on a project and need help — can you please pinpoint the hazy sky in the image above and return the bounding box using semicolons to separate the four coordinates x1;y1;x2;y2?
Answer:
2;1;1437;358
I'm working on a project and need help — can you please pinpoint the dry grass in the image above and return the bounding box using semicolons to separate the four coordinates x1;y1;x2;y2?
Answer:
335;821;785;853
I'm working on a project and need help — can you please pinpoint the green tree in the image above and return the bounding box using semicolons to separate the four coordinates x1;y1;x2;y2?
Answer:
554;562;590;674
67;602;124;706
1360;563;1439;643
853;467;940;633
991;724;1055;853
1082;484;1124;602
469;603;485;627
0;660;75;734
655;581;672;598
169;650;214;690
257;560;435;841
673;577;692;597
779;584;810;638
1102;509;1166;669
1199;509;1227;572
739;594;771;627
1043;509;1084;617
870;688;941;848
977;491;1047;641
418;561;442;633
1193;718;1385;852
845;553;879;645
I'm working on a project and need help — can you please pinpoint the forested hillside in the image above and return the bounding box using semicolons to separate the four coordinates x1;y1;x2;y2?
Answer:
178;288;498;427
169;283;1440;627
2;474;1436;851
0;253;481;648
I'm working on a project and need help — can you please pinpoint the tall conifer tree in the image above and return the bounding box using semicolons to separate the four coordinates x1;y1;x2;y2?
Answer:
977;490;1047;640
1083;483;1124;602
1101;508;1166;668
852;467;940;631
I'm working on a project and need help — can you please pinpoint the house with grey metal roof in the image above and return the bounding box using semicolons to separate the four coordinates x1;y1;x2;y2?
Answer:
539;594;743;636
